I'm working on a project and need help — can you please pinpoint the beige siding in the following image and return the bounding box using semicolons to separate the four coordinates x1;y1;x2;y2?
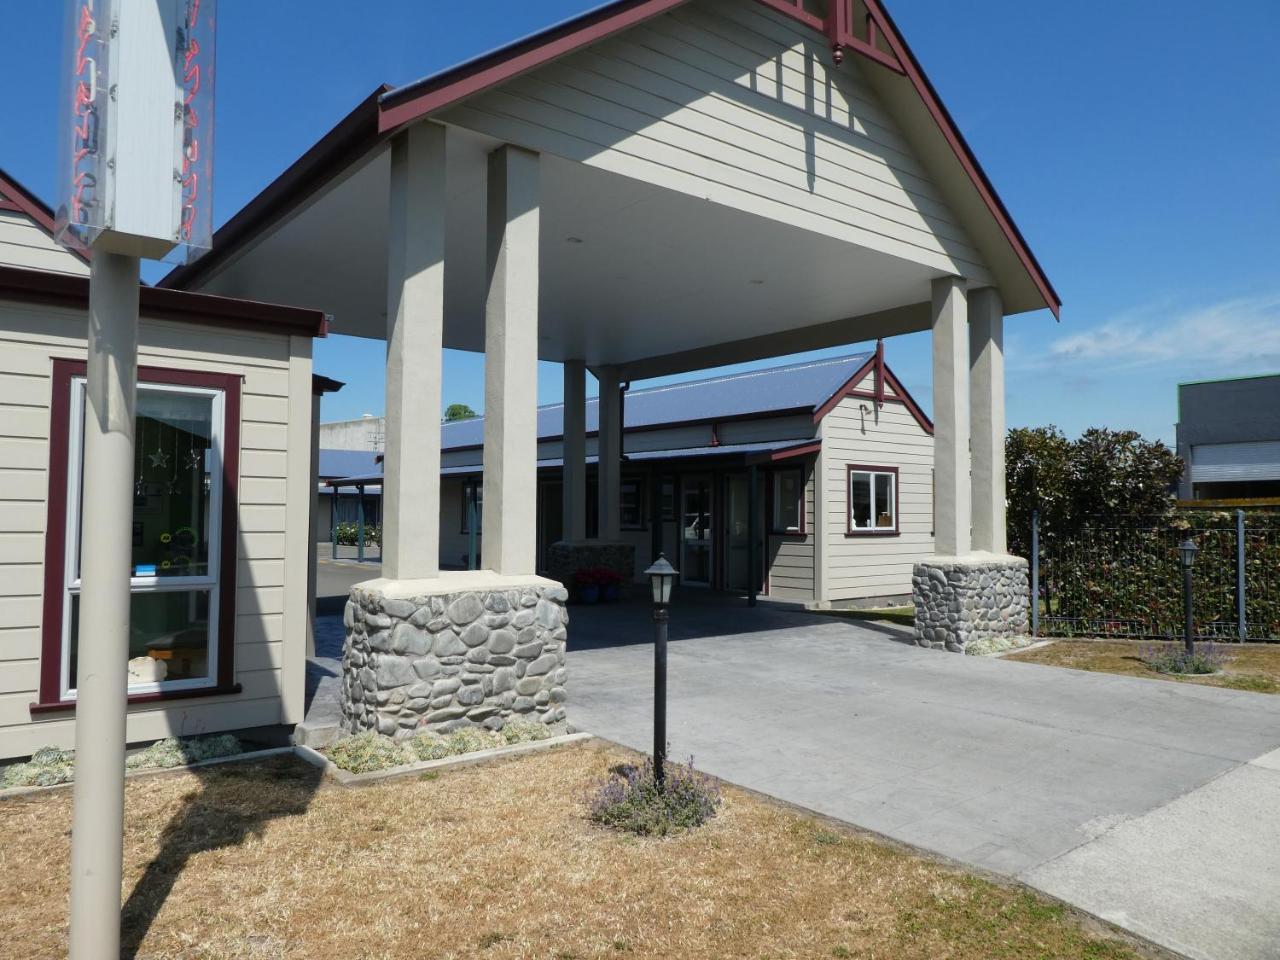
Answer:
0;211;89;277
0;296;306;759
438;0;989;281
821;384;933;603
766;461;816;600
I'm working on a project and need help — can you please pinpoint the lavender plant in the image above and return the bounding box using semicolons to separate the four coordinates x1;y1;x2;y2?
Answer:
587;757;721;836
1140;641;1229;676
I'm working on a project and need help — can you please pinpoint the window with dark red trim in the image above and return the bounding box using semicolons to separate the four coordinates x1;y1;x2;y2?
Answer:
620;475;646;530
846;464;899;537
34;360;241;712
770;467;804;534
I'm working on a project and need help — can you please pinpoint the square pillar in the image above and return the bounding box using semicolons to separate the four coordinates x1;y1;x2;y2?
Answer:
594;365;622;542
482;144;541;576
562;358;587;541
931;275;971;557
383;122;446;580
969;287;1007;554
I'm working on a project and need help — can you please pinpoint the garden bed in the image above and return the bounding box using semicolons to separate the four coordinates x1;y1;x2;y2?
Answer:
1006;640;1280;694
0;742;1167;959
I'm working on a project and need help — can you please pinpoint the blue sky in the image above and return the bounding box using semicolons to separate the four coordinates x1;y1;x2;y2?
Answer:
3;1;1277;444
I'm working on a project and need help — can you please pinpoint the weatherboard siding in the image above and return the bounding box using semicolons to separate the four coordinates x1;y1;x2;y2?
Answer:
0;210;89;277
821;386;933;602
766;461;816;601
0;297;309;758
437;0;990;283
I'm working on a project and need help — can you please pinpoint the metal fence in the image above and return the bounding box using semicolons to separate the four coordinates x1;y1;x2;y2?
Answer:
1030;509;1280;642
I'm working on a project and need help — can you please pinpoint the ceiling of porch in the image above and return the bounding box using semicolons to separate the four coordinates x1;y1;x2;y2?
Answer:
193;125;940;370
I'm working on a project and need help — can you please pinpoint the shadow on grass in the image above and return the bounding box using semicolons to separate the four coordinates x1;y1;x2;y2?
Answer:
120;755;323;958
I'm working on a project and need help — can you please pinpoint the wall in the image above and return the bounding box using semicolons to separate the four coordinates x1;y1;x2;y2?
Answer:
0;297;311;759
437;0;990;282
0;210;89;277
319;416;384;452
820;379;933;603
766;461;816;601
1176;376;1280;499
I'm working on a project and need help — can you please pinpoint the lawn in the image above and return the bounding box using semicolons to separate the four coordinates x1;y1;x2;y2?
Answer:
0;744;1160;960
1007;640;1280;694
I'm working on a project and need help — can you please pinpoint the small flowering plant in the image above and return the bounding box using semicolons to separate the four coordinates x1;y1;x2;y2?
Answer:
575;566;624;589
1140;641;1229;676
587;756;722;837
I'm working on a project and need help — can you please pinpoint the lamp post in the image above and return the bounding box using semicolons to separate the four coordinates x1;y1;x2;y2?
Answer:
1179;538;1199;657
645;554;678;785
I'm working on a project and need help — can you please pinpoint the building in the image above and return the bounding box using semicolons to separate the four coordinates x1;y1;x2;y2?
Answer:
327;346;934;606
316;449;383;544
0;167;327;760
1177;374;1280;502
319;415;385;453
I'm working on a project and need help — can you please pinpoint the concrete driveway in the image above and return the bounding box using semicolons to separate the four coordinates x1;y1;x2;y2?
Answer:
568;594;1280;960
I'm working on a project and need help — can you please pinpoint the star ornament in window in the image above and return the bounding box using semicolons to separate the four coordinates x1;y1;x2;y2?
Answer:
148;449;170;469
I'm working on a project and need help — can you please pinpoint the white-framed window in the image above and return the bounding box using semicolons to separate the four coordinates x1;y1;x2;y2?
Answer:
771;468;803;533
61;377;226;699
847;466;898;534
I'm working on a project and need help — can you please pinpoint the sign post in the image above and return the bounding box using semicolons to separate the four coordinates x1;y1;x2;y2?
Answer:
54;3;216;956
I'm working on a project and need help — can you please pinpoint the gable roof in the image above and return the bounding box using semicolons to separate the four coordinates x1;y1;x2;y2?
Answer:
318;448;383;480
164;0;1058;317
439;350;876;450
0;167;90;266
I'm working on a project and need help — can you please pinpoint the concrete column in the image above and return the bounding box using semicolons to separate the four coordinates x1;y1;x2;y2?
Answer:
306;391;321;658
931;275;971;557
482;145;541;575
594;365;622;541
383;122;447;580
68;252;139;960
562;359;587;541
969;287;1007;554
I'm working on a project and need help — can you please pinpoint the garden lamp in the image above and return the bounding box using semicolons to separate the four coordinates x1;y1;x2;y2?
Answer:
1178;539;1199;570
644;554;678;784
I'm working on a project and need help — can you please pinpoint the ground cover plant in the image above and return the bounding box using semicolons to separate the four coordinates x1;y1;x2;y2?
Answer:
1007;640;1280;694
0;743;1160;960
587;757;721;836
1140;641;1227;676
0;735;243;789
323;719;552;773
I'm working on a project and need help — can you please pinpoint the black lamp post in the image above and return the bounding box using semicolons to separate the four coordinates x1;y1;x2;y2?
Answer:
645;553;678;785
1179;538;1199;656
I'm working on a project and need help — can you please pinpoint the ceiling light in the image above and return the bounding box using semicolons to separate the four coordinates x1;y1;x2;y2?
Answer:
566;236;584;244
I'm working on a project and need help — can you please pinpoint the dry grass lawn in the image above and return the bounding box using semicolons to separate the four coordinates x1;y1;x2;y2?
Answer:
1007;640;1280;694
0;744;1159;960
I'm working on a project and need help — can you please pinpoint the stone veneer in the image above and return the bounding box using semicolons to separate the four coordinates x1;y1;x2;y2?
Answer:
547;540;636;600
341;576;569;737
912;555;1030;653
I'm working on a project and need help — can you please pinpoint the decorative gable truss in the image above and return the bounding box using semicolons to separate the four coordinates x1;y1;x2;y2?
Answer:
756;0;903;72
813;340;933;434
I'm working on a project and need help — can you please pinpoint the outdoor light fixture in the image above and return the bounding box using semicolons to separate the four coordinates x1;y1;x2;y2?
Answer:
1179;538;1198;656
644;554;678;784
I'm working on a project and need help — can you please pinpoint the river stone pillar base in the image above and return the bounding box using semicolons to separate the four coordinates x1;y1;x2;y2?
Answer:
912;554;1030;653
547;540;636;601
341;572;569;737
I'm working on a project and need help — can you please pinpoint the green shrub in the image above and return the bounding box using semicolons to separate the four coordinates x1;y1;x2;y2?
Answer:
326;732;413;773
1;747;76;788
502;718;553;745
125;734;242;770
333;522;382;547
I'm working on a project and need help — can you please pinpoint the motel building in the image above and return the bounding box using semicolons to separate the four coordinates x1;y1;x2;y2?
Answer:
0;0;1057;758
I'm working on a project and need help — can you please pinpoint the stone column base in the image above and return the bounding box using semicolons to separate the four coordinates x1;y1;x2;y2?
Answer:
912;554;1029;653
547;540;636;600
341;572;569;737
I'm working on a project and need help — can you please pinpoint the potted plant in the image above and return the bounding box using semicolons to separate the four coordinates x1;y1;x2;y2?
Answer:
599;567;624;602
575;567;602;604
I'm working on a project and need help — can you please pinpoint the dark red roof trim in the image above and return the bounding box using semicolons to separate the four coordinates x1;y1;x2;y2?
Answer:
813;355;933;435
0;264;327;338
0;166;91;265
748;439;821;464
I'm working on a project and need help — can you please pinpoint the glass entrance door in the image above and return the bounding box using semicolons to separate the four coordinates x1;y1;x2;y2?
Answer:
681;475;713;586
724;472;765;593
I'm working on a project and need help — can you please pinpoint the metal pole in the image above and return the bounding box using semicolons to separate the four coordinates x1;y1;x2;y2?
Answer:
1183;560;1195;657
468;496;478;570
653;606;668;785
1237;508;1247;643
747;465;758;607
1030;509;1040;638
330;486;337;560
69;252;140;960
357;484;366;563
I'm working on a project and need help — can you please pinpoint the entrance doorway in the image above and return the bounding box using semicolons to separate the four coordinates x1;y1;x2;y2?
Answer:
681;474;713;586
724;471;765;593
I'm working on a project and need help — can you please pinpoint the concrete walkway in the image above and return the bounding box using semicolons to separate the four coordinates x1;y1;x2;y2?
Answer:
567;594;1280;960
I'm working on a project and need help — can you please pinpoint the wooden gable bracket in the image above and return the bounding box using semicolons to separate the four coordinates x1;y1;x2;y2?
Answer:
755;0;905;74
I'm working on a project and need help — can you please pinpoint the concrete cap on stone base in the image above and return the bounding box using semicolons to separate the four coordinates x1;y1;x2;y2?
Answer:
917;552;1028;570
355;572;565;600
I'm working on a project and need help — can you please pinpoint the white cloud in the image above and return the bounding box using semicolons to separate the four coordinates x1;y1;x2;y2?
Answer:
1043;294;1280;373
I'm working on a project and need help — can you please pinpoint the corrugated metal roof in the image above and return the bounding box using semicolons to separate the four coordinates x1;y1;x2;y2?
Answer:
439;351;872;449
318;449;382;479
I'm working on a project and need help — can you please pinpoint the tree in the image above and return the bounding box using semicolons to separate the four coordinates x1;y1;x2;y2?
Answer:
444;403;478;422
1006;426;1183;558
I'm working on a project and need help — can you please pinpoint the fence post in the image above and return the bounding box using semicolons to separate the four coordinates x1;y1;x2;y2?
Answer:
1031;509;1040;638
1237;508;1247;643
357;483;366;564
330;487;337;560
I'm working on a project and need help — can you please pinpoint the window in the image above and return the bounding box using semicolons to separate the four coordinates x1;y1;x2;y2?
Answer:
771;469;804;534
461;479;483;534
38;361;241;707
620;476;646;529
659;477;676;521
847;466;898;535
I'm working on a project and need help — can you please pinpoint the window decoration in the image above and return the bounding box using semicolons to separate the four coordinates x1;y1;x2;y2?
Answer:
847;466;898;535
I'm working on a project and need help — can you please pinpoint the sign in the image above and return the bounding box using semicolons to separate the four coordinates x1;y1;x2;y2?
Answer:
55;0;217;263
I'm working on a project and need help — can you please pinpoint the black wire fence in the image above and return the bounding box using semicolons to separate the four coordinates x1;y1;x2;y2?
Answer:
1029;510;1280;642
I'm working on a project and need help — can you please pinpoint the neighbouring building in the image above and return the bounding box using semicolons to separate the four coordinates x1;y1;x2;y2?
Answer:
326;346;934;607
319;415;385;453
1176;373;1280;503
0;167;327;760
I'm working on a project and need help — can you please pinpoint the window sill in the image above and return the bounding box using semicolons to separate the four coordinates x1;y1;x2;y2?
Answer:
29;682;242;715
845;529;900;538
